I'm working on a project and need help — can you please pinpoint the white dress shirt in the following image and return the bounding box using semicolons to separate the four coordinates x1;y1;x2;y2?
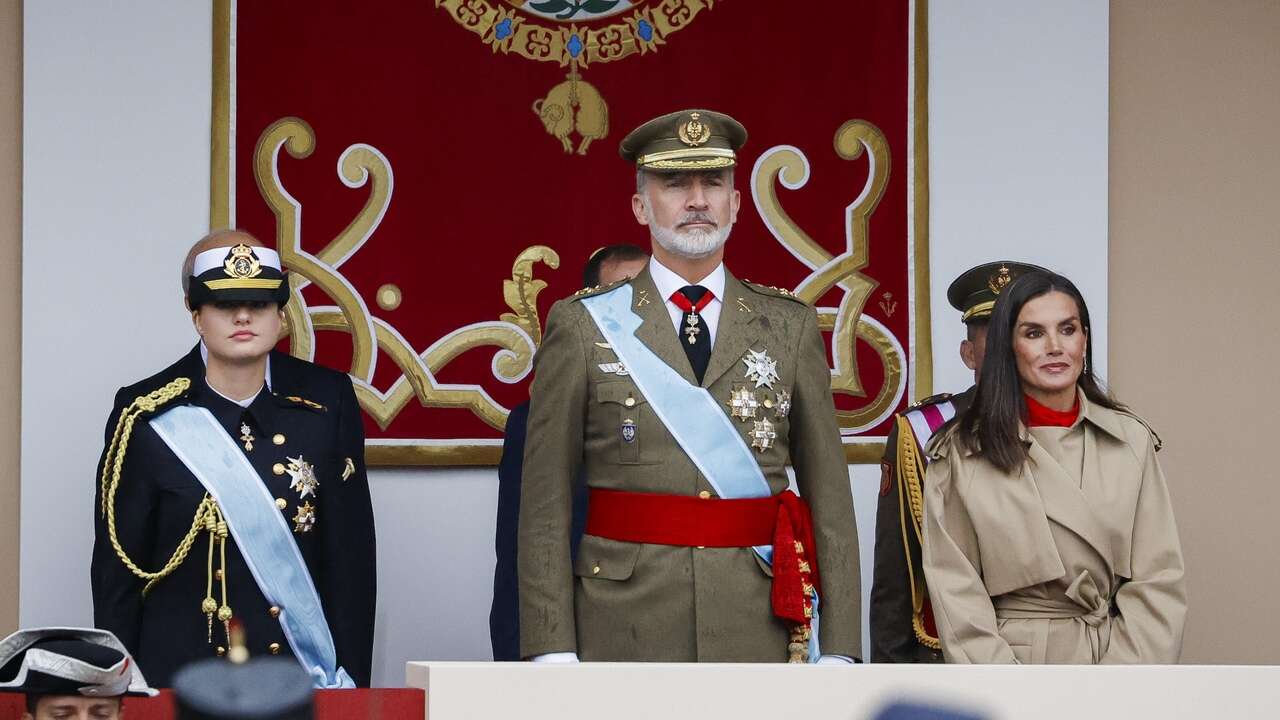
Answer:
647;256;726;348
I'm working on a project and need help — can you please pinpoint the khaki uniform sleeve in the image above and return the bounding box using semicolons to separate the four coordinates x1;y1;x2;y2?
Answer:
1101;434;1187;664
922;449;1017;663
788;307;860;658
518;299;588;658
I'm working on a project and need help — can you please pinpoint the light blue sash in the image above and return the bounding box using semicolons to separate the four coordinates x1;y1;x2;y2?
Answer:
150;406;354;688
581;285;822;660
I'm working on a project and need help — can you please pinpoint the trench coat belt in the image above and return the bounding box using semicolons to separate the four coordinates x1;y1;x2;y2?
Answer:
993;571;1113;660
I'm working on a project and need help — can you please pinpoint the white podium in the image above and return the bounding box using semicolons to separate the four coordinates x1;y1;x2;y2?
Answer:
406;662;1279;719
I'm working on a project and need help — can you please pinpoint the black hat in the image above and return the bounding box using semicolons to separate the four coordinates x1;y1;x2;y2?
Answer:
620;109;748;172
173;658;314;720
0;628;157;698
187;243;291;308
946;261;1049;323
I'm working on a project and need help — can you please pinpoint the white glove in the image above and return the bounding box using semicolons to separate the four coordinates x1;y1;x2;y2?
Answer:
530;652;580;663
815;654;855;665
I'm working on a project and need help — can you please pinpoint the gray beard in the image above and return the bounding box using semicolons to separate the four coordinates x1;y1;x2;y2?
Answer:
645;203;732;259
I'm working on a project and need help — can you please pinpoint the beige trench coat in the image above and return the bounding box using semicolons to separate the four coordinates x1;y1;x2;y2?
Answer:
518;267;860;661
921;394;1186;664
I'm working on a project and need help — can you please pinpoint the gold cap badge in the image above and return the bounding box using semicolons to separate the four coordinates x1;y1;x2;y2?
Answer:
987;264;1012;295
677;112;711;147
223;244;263;280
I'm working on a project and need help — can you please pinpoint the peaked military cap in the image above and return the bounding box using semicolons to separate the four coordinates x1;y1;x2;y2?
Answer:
0;627;157;698
619;108;748;172
947;261;1049;323
174;657;313;720
187;243;291;308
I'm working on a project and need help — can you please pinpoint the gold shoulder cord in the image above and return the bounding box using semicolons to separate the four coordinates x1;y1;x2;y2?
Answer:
895;415;942;650
99;377;236;646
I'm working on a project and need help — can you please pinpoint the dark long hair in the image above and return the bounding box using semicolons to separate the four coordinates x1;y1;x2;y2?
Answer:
956;270;1125;472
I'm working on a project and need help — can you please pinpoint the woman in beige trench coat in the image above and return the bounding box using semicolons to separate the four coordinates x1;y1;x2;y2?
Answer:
922;270;1186;664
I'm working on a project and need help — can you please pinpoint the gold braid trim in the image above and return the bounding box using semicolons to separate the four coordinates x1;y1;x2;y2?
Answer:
895;415;941;650
100;378;210;596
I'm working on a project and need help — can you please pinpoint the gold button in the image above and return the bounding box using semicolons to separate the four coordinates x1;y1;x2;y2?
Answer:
273;463;285;475
624;397;636;408
269;643;281;655
698;490;712;499
275;498;287;510
269;606;280;618
592;565;601;575
764;399;774;408
216;646;226;657
273;434;286;445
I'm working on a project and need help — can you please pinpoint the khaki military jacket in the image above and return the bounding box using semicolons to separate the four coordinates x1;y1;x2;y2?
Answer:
921;394;1187;664
518;266;859;661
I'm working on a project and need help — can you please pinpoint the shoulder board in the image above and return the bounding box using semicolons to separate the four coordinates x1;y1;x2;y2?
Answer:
1117;408;1163;452
740;280;808;305
907;392;953;411
279;394;327;412
568;277;629;302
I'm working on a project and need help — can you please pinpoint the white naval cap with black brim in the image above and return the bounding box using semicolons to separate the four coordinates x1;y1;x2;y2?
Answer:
187;243;291;308
0;627;158;698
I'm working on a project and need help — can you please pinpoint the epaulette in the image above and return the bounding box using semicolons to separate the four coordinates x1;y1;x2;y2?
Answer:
1117;408;1163;452
906;392;953;411
740;279;808;305
568;277;629;301
279;394;327;412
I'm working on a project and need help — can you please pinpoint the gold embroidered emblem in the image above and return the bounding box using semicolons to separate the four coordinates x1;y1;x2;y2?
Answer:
342;457;355;482
285;455;319;499
726;386;760;421
635;289;651;307
988;264;1013;295
678;112;711;147
292;502;316;533
749;418;777;452
239;423;255;452
223;243;263;279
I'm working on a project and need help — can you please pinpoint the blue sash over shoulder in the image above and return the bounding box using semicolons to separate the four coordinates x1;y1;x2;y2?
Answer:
150;406;354;688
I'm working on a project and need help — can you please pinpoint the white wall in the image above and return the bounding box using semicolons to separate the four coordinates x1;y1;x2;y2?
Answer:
20;1;1107;685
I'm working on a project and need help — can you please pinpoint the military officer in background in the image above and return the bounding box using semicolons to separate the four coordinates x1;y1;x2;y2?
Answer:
0;627;157;719
869;261;1045;662
519;109;860;663
90;231;375;687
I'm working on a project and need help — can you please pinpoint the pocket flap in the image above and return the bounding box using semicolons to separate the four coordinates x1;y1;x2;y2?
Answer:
573;534;642;581
595;382;647;407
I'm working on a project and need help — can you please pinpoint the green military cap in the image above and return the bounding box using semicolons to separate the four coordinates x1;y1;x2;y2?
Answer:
947;261;1049;323
619;108;748;172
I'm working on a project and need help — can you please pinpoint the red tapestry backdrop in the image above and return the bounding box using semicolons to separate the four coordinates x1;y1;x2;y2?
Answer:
213;0;931;465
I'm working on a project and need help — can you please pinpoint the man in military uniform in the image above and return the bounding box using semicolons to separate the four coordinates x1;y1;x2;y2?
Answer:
518;109;860;663
0;627;157;719
869;261;1045;662
90;231;375;687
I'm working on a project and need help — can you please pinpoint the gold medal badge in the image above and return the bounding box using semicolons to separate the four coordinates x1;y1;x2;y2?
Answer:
223;243;263;279
677;111;712;147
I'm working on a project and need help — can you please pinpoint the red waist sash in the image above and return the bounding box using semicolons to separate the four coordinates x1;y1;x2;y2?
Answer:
585;487;821;625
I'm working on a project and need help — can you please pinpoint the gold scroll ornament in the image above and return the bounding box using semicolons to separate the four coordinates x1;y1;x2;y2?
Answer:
753;120;908;462
253;117;557;462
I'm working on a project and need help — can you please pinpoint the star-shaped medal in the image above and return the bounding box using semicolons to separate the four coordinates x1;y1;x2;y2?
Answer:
726;386;760;421
285;455;319;499
742;349;780;389
774;389;792;418
292;501;316;533
750;418;777;452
